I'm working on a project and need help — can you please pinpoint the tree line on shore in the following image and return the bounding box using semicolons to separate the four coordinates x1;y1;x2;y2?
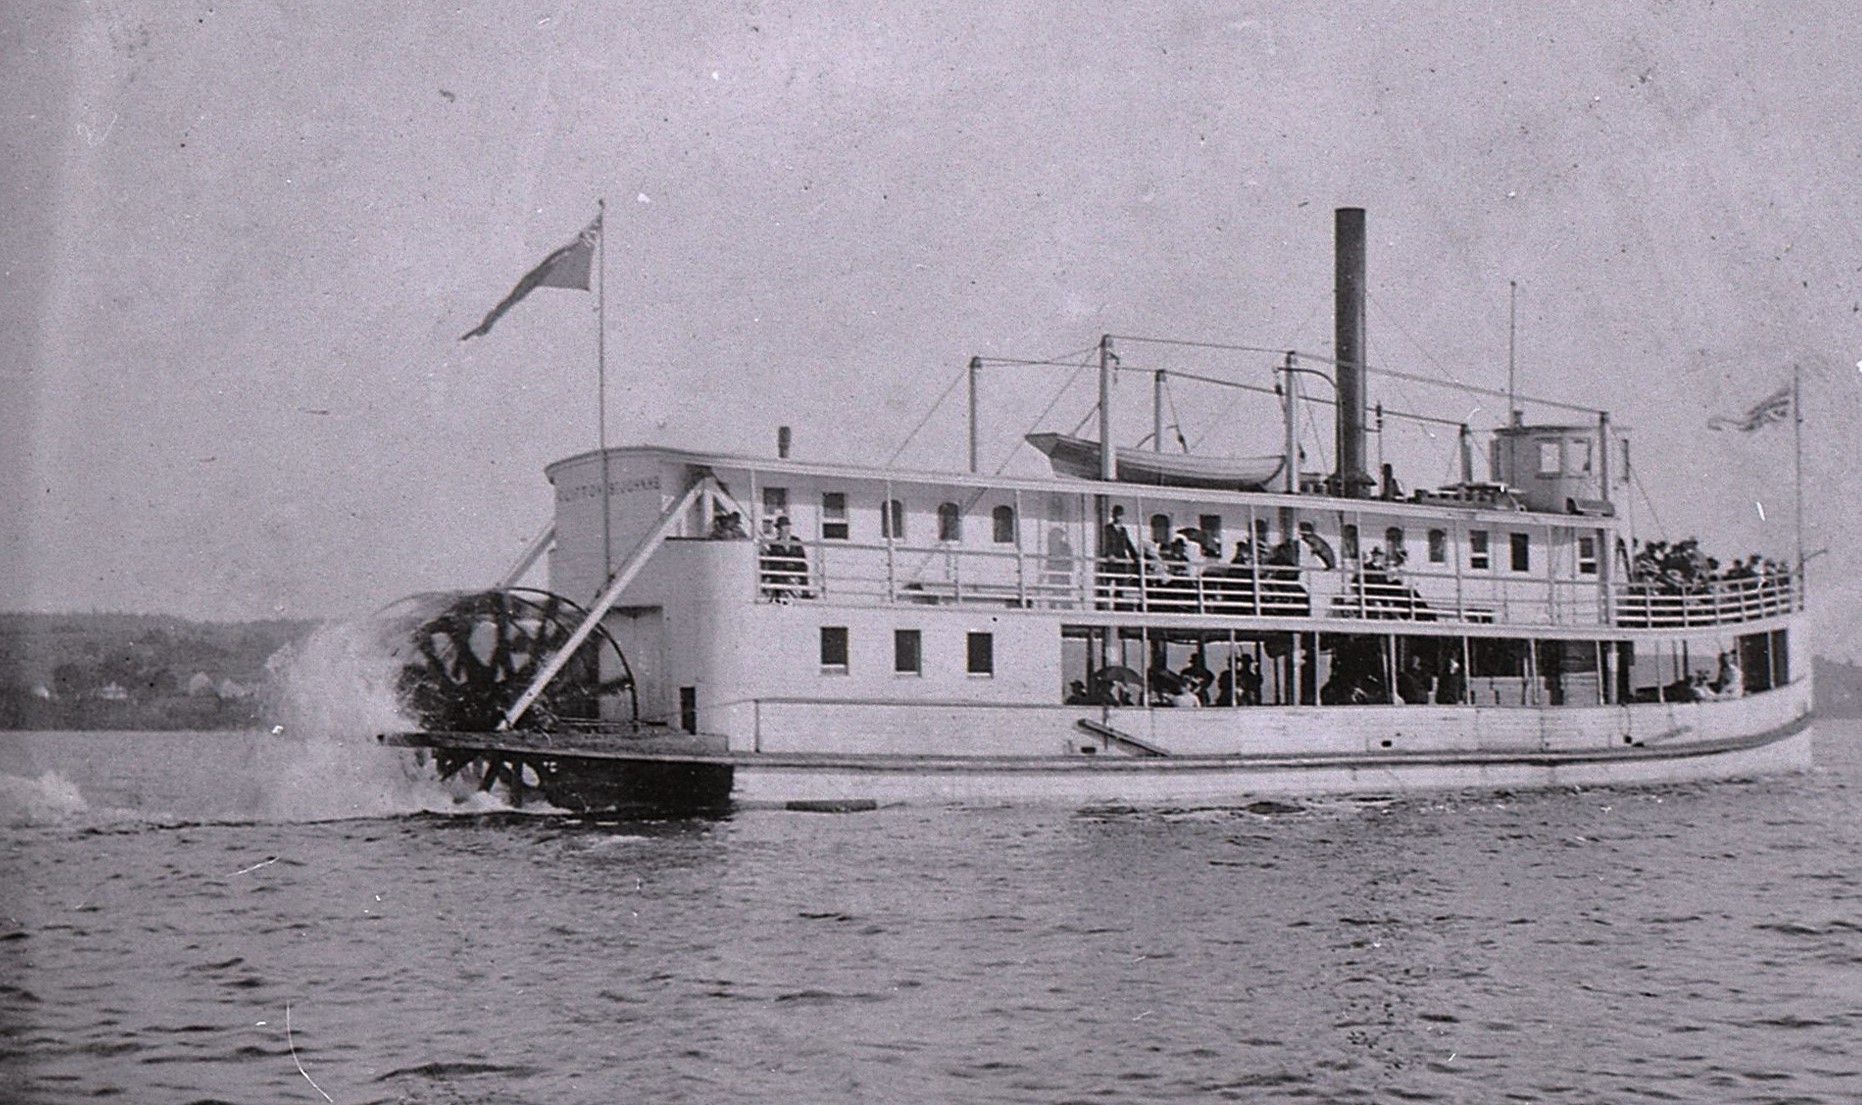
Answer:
0;613;317;730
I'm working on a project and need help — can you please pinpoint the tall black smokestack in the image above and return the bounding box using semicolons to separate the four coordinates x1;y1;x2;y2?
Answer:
1334;207;1370;498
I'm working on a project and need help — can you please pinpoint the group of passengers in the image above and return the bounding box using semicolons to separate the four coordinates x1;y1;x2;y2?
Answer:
1626;537;1790;596
1317;641;1465;705
1661;650;1746;702
1065;651;1268;708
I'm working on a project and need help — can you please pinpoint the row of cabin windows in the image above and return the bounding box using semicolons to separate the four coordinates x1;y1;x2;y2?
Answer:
764;487;1017;544
819;627;994;676
768;487;1600;577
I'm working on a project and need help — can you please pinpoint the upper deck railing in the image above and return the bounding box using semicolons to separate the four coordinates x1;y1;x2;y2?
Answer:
1613;575;1802;629
752;538;1801;632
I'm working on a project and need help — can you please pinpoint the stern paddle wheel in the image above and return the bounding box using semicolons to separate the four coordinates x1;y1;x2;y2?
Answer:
375;588;636;806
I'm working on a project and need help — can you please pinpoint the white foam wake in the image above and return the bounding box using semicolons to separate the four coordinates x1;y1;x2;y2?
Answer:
0;769;91;828
256;620;517;820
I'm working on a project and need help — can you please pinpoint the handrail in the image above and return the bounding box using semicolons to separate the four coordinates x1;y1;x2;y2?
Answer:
745;532;1801;631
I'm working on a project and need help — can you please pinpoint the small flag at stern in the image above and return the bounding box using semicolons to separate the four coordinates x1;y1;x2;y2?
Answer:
1708;383;1792;432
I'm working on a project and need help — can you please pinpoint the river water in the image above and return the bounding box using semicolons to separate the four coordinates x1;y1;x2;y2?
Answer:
2;719;1859;1104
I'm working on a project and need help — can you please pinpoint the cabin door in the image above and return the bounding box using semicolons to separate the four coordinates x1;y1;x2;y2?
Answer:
603;606;667;724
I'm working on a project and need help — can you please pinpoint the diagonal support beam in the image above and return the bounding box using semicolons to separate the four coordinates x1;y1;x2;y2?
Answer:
497;521;557;589
499;474;712;730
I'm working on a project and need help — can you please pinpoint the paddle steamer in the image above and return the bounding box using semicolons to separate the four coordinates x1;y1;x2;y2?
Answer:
381;209;1812;811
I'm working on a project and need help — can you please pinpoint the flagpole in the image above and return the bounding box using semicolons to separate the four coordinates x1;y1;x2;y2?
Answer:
1792;362;1804;604
597;198;612;584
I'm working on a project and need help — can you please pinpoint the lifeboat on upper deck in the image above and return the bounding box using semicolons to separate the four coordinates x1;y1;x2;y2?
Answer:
1024;432;1285;492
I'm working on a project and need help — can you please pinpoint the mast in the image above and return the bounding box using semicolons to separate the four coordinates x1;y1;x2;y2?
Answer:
1507;279;1519;424
1282;351;1300;494
1153;369;1165;453
597;197;612;582
1098;335;1117;481
1793;362;1805;602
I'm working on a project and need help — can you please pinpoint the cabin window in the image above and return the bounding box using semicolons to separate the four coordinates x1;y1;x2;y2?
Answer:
992;505;1016;544
880;499;905;540
1537;441;1561;476
1149;514;1172;548
894;629;921;675
1384;527;1407;566
1341;524;1360;560
762;487;788;529
1510;532;1531;572
967;632;994;676
819;626;849;672
1578;535;1598;575
1469;530;1491;570
1427;529;1447;564
821;492;849;540
1570;439;1593;474
937;502;963;542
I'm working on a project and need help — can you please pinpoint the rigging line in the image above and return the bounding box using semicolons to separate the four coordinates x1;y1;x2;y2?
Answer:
885;364;970;468
1125;331;1603;418
1161;361;1466;430
995;352;1095;477
1372;361;1601;417
1284;291;1330;355
1630;466;1667;542
1367;290;1479;393
1301;394;1331;474
1164;377;1188;451
1110;333;1297;357
1120;364;1282;398
972;351;1102;369
1189;350;1302;450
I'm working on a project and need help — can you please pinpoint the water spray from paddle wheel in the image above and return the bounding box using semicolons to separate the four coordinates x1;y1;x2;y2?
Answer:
373;589;639;806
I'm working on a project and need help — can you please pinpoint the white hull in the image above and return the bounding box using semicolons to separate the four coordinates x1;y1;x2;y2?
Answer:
387;678;1815;811
723;682;1813;806
730;726;1813;808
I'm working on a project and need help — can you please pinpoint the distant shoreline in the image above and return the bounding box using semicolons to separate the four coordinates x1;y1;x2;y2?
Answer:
0;612;316;731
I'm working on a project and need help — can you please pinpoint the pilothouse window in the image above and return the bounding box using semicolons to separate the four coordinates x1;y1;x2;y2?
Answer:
1510;532;1531;572
1578;536;1598;575
1469;530;1490;570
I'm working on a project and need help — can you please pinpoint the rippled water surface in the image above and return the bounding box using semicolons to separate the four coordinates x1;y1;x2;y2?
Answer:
3;724;1860;1104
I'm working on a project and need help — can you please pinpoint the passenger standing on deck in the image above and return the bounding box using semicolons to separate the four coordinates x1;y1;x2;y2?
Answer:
1100;505;1141;605
760;515;809;601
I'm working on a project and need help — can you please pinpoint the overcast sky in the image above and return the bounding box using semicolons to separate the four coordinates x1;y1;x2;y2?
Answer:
5;2;1860;659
